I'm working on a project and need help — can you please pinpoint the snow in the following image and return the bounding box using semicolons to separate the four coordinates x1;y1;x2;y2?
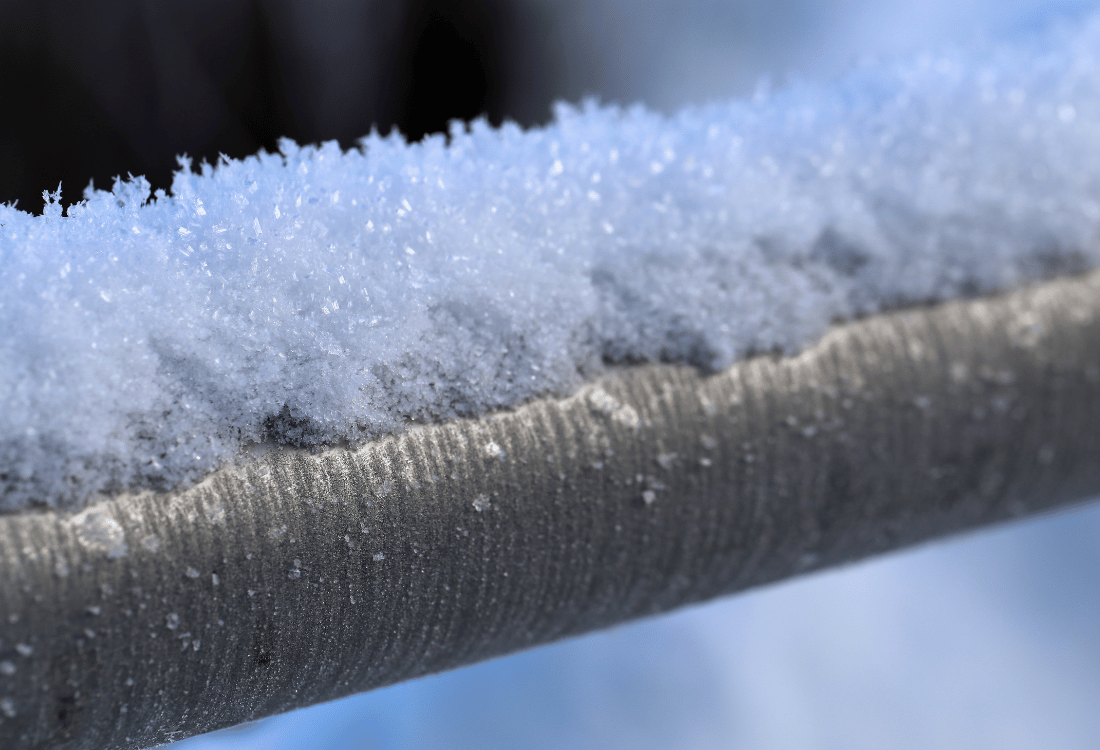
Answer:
4;14;1100;510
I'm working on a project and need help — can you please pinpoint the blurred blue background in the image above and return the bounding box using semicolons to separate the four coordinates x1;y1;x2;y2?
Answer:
3;0;1096;746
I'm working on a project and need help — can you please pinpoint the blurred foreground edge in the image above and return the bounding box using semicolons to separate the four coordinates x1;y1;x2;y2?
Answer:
3;270;1100;749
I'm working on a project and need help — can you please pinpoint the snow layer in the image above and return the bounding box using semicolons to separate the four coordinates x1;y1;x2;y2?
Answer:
4;16;1100;511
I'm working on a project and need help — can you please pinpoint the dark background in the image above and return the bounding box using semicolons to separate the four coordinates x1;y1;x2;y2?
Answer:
4;0;1096;213
0;0;556;210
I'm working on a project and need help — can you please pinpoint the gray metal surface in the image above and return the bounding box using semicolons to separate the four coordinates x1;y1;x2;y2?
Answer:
2;270;1100;749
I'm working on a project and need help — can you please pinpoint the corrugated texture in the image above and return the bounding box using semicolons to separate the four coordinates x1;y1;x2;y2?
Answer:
2;270;1100;749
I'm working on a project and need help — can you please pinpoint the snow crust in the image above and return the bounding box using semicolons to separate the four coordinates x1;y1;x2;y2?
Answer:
4;16;1100;511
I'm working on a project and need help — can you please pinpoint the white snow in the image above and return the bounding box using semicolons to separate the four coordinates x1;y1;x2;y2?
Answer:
3;14;1100;511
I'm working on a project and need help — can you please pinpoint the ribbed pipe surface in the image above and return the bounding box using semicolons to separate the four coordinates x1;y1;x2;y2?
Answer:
2;270;1100;749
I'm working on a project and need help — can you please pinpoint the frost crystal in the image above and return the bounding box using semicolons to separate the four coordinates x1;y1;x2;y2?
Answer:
3;16;1100;511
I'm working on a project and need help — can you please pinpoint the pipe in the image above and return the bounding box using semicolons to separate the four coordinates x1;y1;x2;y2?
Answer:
2;268;1100;750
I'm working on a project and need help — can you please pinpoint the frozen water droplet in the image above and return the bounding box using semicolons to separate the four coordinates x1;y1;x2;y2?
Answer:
186;567;200;579
472;495;491;512
588;387;640;429
0;661;15;676
699;457;713;467
372;552;385;562
165;613;180;630
14;644;32;657
484;442;505;460
656;453;678;470
589;387;620;414
86;605;101;616
71;509;128;559
211;573;220;586
642;490;657;505
0;698;15;718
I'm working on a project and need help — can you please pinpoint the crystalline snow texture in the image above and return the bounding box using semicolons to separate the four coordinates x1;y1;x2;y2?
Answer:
3;17;1100;511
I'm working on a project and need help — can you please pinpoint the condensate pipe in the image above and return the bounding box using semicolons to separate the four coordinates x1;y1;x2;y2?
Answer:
3;270;1100;749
